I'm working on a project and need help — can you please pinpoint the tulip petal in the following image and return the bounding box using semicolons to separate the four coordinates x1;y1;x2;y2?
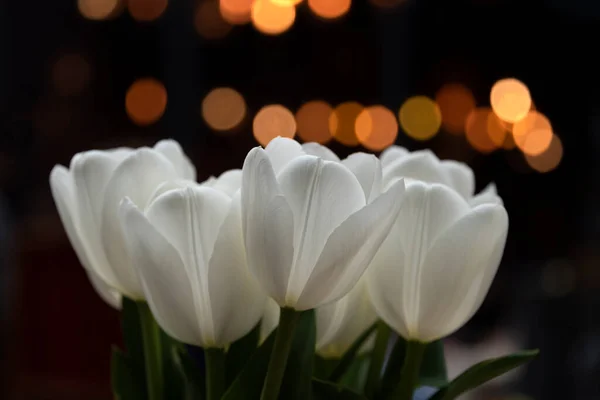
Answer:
264;137;306;173
295;179;405;310
416;204;508;341
87;270;121;309
241;148;295;306
382;151;449;189
154;139;197;181
302;143;340;162
379;145;408;167
341;153;383;203
470;183;503;207
208;169;242;197
278;156;365;307
260;299;280;344
441;160;475;199
120;198;201;345
101;149;179;298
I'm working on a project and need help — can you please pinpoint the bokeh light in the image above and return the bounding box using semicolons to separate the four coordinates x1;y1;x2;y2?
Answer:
195;0;233;39
308;0;351;20
128;0;168;21
486;112;510;147
435;83;476;135
398;96;441;141
525;134;563;173
329;102;363;146
78;0;120;20
52;53;91;97
296;100;333;144
125;78;167;126
465;107;500;153
355;105;398;151
253;104;296;146
220;0;253;24
251;0;296;35
202;88;246;132
512;111;553;156
271;0;303;5
490;78;531;123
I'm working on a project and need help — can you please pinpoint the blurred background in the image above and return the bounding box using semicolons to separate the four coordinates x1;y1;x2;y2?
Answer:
1;0;599;398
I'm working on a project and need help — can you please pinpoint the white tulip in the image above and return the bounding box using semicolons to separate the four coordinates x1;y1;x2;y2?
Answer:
316;278;377;358
240;146;406;311
367;181;508;343
260;299;280;344
469;183;503;207
49;140;195;302
119;186;265;348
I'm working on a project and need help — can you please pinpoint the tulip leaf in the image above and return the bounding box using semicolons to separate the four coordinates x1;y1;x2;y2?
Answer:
161;331;186;399
329;322;377;382
111;346;147;400
173;346;206;400
279;309;316;400
121;297;146;366
428;349;539;400
225;323;260;386
312;378;369;399
339;355;371;393
221;331;276;400
315;356;339;379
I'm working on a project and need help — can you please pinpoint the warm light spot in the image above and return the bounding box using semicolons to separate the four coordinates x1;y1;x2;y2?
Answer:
465;108;500;153
125;78;167;126
308;0;351;19
329;102;363;146
355;105;398;151
398;96;441;141
296;100;333;144
520;128;553;156
525;134;563;173
512;110;552;138
251;0;295;35
435;83;476;135
195;0;233;39
502;131;516;150
128;0;168;21
369;0;405;7
253;104;296;146
486;113;509;147
490;78;531;123
52;53;91;97
271;0;303;5
220;0;253;24
202;88;246;132
512;111;553;156
78;0;120;20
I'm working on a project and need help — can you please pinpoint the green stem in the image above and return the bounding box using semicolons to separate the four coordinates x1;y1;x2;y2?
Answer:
138;301;164;400
365;321;391;397
260;307;300;400
392;340;427;400
205;348;226;400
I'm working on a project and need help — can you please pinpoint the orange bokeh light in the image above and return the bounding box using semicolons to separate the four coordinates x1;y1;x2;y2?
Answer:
486;112;509;147
465;108;500;153
355;105;398;151
271;0;303;5
202;88;246;132
525;134;563;173
329;102;363;147
251;0;295;35
490;78;531;123
512;111;553;156
296;100;333;144
195;0;233;39
125;78;167;126
220;0;253;24
308;0;351;19
78;0;120;20
398;96;441;141
128;0;168;21
253;104;296;146
435;83;476;135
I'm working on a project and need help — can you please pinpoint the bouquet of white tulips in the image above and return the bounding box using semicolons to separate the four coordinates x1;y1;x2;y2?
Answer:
50;137;537;400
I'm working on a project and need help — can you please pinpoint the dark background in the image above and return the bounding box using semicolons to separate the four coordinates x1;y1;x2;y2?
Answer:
1;0;599;398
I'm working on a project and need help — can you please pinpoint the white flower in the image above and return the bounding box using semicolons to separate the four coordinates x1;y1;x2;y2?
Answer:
49;140;195;302
240;145;406;311
260;299;280;344
119;186;265;348
367;181;508;342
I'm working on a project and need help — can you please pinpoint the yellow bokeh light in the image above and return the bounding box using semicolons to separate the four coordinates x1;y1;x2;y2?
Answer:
251;0;296;35
125;78;167;126
195;0;233;39
308;0;351;19
465;108;500;153
220;0;253;24
355;105;398;151
78;0;120;20
490;78;532;123
512;111;553;156
271;0;303;5
398;96;441;141
202;88;246;132
329;102;363;146
525;134;563;173
128;0;168;21
296;100;333;144
435;83;476;135
253;104;296;146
